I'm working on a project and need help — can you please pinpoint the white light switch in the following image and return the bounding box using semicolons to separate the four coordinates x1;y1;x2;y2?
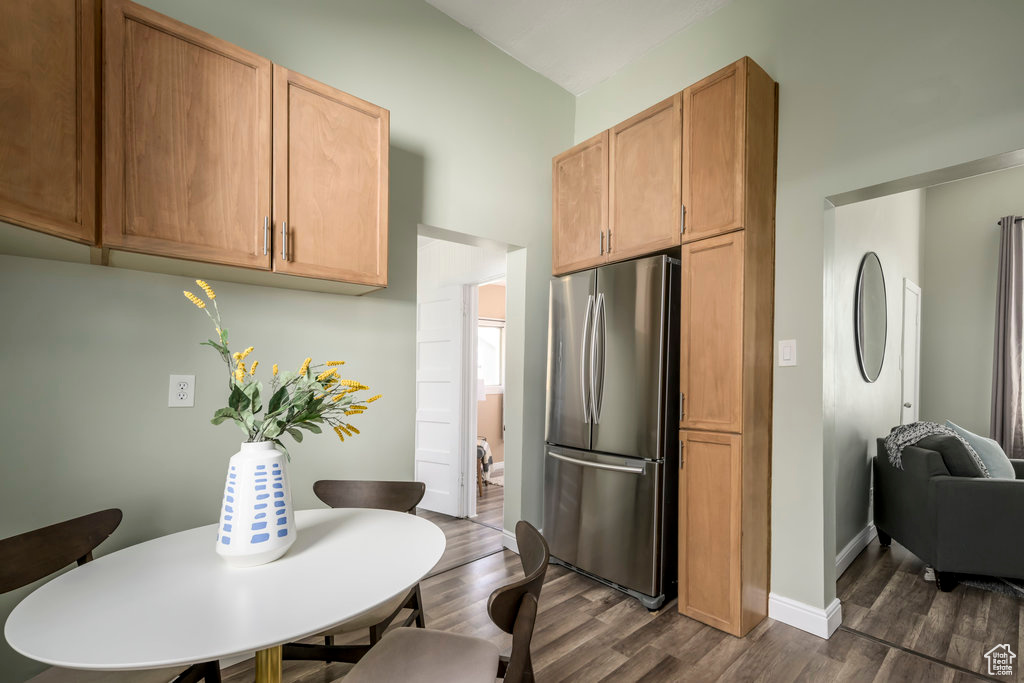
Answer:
169;374;195;407
778;340;797;367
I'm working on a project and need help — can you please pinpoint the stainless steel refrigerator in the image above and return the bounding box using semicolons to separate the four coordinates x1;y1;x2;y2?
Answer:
543;254;679;609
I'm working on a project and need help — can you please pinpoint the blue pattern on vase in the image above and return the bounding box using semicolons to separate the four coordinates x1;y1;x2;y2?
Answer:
251;533;269;543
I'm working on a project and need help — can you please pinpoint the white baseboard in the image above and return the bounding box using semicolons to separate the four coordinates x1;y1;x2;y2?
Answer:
502;529;518;554
768;593;842;639
836;523;877;578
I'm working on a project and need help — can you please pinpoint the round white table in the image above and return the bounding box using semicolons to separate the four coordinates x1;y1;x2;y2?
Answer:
5;508;445;683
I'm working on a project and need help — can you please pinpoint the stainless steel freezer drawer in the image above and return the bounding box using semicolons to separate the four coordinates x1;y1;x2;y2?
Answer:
543;445;663;597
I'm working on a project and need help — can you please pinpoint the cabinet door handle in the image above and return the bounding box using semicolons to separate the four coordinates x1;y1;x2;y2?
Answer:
608;229;613;253
600;231;604;255
263;216;269;256
680;203;686;233
281;221;288;261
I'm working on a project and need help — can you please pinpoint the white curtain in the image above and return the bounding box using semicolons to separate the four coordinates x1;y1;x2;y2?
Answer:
991;215;1024;457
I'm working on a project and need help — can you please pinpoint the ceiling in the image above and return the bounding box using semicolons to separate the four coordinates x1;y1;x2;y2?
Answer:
424;0;732;95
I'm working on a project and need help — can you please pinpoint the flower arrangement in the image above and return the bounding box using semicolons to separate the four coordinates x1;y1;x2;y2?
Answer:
183;280;380;457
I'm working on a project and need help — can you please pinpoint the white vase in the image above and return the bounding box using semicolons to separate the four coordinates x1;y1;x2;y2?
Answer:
215;441;296;567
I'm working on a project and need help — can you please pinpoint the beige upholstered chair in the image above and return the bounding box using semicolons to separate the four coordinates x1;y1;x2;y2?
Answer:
344;520;549;683
281;480;427;664
0;509;221;683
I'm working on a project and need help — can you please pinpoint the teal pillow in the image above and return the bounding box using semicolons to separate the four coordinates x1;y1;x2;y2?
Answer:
946;421;1016;480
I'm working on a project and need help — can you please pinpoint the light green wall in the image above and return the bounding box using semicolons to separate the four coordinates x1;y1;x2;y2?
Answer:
833;191;923;555
0;1;573;678
920;165;1024;433
574;0;1024;609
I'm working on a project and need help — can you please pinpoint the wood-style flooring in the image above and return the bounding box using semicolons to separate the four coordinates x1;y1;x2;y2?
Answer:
474;481;503;530
38;516;1016;682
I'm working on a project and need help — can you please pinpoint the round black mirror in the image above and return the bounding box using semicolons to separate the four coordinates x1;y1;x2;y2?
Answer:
855;252;886;382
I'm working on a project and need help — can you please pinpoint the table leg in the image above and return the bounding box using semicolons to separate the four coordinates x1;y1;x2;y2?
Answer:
254;645;282;683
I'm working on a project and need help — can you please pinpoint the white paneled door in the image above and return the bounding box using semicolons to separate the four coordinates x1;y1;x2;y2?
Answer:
900;279;922;425
415;285;466;515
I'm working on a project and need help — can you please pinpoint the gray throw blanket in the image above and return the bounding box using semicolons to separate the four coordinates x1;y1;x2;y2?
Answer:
882;421;989;476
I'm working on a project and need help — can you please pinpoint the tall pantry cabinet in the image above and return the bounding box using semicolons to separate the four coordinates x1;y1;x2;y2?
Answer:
549;56;777;638
678;58;777;637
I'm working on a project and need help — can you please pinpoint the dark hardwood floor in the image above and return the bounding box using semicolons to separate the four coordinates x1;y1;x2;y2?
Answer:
838;537;1022;682
474;481;503;530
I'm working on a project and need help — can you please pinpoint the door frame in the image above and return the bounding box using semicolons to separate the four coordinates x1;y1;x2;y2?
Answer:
460;284;479;518
900;278;922;425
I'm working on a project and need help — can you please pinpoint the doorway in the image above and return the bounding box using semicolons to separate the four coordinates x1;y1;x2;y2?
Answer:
414;228;509;527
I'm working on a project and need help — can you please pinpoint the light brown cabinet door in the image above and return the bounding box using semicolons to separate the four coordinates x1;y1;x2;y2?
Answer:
102;0;272;268
273;66;389;286
682;59;746;241
679;430;742;634
0;0;97;244
552;131;608;276
608;94;682;261
680;231;744;432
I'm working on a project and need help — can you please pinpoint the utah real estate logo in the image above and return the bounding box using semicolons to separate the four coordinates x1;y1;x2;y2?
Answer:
985;644;1016;676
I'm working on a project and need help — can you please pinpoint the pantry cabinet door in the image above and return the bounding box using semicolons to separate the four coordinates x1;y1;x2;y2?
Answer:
272;66;389;286
682;59;746;241
102;0;272;268
0;0;97;244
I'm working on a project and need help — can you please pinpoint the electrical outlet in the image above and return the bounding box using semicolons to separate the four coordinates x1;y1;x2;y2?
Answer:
168;374;195;408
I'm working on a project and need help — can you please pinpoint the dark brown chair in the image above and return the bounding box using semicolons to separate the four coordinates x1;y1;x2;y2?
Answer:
281;480;428;664
2;510;221;683
343;520;549;683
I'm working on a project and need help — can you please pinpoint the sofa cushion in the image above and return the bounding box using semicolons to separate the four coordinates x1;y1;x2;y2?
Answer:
947;421;1016;479
915;434;985;478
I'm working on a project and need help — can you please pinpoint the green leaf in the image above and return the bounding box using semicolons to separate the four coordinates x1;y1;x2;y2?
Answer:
286;427;303;443
228;384;250;412
250;384;262;414
262;420;284;439
298;421;322;434
268;386;288;414
211;407;241;426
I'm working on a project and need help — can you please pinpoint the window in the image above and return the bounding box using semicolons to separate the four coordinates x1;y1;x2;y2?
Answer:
478;321;504;389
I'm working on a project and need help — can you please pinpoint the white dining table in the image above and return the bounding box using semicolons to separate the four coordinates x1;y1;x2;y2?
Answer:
5;508;446;683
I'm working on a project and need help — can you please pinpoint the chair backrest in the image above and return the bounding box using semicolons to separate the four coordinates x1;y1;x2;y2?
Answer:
487;521;549;682
313;480;426;514
0;509;122;594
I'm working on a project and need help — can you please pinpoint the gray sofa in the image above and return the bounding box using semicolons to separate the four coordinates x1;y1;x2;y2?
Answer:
873;435;1024;591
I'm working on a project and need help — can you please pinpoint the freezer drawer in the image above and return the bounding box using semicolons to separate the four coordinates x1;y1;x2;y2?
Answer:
543;445;663;597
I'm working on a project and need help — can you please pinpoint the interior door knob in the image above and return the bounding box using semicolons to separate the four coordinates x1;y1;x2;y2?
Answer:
903;402;912;408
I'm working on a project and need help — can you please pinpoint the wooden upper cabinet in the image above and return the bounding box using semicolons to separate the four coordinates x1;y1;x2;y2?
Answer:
272;66;389;286
608;94;682;261
102;0;272;269
679;430;742;633
680;231;745;433
551;131;608;276
682;59;745;241
0;0;97;244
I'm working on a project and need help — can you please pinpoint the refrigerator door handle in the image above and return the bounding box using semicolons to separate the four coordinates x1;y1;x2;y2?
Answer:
548;451;645;475
580;294;594;424
591;292;607;423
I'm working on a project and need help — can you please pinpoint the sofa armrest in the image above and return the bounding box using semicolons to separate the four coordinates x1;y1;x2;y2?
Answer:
873;441;949;564
1011;459;1024;479
930;475;1024;577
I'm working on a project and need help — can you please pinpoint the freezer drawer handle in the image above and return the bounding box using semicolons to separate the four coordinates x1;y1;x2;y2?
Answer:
548;451;645;475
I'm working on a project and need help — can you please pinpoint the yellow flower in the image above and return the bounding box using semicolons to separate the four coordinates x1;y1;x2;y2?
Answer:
346;424;360;435
195;280;216;300
316;368;338;382
232;352;242;360
333;425;345;442
337;424;352;437
366;394;382;403
327;361;346;366
332;394;347;403
249;360;259;375
240;346;254;360
298;357;312;376
272;364;279;377
183;291;206;309
234;362;245;383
